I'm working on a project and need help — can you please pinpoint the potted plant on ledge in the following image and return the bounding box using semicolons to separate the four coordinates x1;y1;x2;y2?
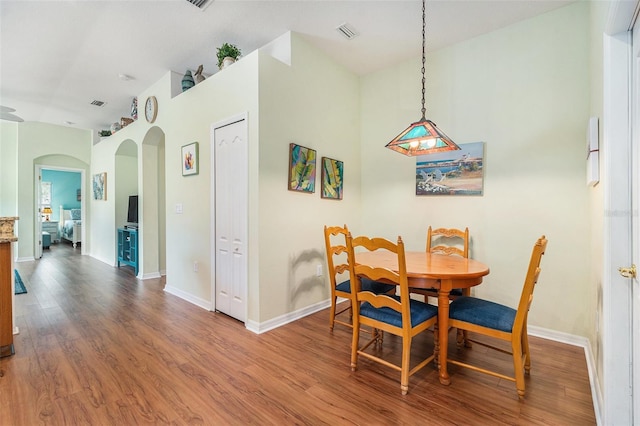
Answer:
217;42;241;70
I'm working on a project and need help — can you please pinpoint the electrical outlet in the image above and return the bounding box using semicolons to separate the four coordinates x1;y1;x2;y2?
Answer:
193;261;198;272
176;203;183;214
316;264;322;277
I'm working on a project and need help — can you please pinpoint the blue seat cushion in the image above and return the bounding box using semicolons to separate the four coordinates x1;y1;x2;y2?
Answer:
336;278;395;295
361;295;437;328
448;296;516;333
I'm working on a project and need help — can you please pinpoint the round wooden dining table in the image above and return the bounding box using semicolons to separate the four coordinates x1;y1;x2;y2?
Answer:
355;250;490;385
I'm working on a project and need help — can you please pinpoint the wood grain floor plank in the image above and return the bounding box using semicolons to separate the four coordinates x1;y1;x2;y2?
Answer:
2;243;597;425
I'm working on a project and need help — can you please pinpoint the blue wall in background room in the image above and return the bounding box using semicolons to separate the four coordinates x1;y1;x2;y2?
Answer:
42;169;81;221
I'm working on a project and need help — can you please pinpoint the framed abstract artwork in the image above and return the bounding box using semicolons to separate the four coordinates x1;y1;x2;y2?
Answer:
288;143;316;193
93;172;107;200
321;157;343;200
415;142;485;196
182;142;199;176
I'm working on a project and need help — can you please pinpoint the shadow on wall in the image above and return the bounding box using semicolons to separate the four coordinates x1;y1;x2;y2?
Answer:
288;249;326;311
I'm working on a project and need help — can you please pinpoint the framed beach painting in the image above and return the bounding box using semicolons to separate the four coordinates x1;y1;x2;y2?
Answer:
93;172;107;200
321;157;343;200
182;142;199;176
288;143;316;193
415;142;485;196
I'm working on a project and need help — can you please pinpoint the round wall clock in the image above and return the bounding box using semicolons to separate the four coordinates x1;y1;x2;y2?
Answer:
145;96;158;123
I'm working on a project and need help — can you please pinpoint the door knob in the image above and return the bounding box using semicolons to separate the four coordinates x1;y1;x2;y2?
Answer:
618;264;636;279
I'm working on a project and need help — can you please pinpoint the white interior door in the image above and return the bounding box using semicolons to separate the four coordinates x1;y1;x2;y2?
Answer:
34;166;43;259
212;114;248;322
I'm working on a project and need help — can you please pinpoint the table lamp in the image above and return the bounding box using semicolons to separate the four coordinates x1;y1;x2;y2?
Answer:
42;206;52;221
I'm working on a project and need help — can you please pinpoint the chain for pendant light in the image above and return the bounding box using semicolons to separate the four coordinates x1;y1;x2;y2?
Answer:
420;0;427;120
385;0;460;155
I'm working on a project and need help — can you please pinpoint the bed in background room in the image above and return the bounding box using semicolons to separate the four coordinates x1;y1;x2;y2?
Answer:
59;207;82;248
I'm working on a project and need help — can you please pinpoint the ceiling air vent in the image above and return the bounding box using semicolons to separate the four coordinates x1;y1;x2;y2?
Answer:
336;22;359;40
185;0;213;11
90;100;106;107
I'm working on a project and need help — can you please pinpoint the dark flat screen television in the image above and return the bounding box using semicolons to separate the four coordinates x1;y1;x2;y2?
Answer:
127;195;138;225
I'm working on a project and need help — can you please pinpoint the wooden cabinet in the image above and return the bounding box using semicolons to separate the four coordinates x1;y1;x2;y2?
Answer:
1;216;18;358
42;220;59;242
117;228;138;276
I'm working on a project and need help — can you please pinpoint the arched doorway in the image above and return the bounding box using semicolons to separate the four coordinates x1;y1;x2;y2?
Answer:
115;140;138;230
140;127;166;278
34;155;88;259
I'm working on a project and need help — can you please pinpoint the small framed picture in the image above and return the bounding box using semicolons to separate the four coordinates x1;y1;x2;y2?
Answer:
321;157;343;200
93;172;107;200
288;143;316;193
182;142;199;176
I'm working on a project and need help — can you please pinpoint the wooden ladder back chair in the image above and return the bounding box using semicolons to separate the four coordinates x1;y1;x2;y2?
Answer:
324;225;395;331
324;225;351;331
426;226;469;258
447;235;548;399
346;233;438;395
412;226;471;299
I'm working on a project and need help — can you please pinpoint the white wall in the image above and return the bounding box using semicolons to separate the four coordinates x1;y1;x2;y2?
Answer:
90;75;172;269
7;122;92;260
96;32;361;324
360;2;592;337
256;33;362;322
162;53;260;312
0;122;18;217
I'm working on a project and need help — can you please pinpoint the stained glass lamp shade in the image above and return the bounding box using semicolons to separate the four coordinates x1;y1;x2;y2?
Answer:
386;118;460;156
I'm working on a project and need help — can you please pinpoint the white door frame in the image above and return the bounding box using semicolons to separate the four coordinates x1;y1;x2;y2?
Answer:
34;165;87;257
34;167;44;259
210;112;249;320
603;1;639;423
632;21;640;422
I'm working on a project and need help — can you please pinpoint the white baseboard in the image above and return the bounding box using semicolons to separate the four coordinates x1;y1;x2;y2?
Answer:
245;299;331;334
163;290;331;334
528;325;602;426
141;272;161;280
15;257;35;262
164;285;212;311
90;254;116;268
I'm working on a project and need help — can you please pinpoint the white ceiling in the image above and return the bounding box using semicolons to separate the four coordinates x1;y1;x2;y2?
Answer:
0;0;574;133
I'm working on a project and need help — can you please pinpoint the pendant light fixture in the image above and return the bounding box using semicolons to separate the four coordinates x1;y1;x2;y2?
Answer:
386;0;460;156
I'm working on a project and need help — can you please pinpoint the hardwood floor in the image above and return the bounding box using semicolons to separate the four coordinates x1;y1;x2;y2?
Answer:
2;242;596;425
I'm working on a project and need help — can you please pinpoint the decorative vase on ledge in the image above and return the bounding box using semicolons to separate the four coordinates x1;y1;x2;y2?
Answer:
110;122;121;134
221;57;236;69
216;42;241;70
182;70;195;92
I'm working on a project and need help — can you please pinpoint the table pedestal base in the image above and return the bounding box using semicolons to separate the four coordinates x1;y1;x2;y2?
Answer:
438;285;452;385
